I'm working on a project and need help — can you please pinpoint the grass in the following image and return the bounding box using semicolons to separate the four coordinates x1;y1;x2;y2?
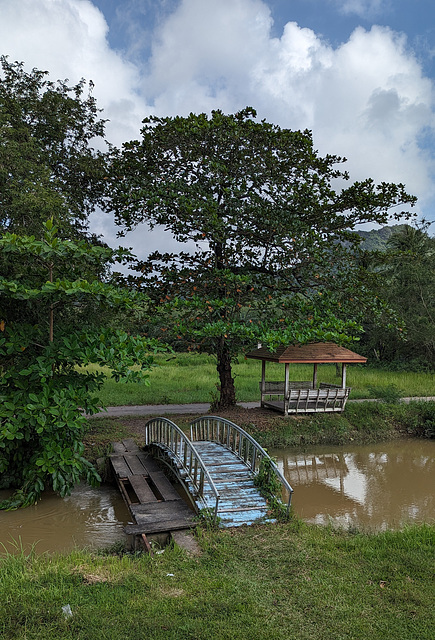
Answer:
83;401;435;473
1;522;434;639
94;352;435;407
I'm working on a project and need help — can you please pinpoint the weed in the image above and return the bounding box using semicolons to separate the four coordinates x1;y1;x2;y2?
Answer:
368;383;403;403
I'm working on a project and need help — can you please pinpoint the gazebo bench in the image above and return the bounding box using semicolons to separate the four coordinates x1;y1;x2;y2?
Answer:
286;387;350;413
249;342;366;415
260;385;351;414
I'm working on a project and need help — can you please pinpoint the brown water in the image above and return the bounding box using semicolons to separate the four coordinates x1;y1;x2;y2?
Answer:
1;440;434;554
0;484;130;555
272;439;435;531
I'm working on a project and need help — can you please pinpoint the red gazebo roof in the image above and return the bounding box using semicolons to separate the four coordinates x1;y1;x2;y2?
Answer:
246;342;367;364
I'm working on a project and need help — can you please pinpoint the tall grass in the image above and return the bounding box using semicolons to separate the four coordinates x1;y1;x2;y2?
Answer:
94;352;434;406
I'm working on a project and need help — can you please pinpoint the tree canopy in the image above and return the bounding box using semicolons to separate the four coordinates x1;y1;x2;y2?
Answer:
0;56;107;239
0;221;163;509
361;222;435;369
0;61;162;508
106;107;416;407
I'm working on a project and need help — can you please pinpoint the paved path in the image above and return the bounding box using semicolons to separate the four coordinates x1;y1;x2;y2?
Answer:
91;397;435;418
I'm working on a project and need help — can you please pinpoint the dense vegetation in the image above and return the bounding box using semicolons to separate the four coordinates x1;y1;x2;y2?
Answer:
1;58;433;507
106;108;416;408
359;222;435;370
0;60;164;508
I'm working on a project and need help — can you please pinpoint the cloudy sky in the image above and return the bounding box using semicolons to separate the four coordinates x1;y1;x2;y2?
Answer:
1;0;434;257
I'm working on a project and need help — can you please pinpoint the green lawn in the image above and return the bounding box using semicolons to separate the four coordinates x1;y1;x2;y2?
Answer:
1;522;434;639
94;352;434;406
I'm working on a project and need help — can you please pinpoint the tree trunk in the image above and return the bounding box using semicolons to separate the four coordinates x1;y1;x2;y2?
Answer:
215;339;237;409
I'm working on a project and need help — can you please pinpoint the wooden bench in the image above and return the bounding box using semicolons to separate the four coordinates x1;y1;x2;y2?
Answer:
286;387;350;413
259;382;351;414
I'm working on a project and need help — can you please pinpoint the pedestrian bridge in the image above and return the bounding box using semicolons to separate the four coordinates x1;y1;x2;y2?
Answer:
145;416;293;527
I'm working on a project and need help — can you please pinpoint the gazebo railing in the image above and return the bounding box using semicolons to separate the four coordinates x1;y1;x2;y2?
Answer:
190;416;293;513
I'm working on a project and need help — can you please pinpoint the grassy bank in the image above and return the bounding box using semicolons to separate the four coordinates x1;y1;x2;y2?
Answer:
1;522;434;639
93;353;435;406
84;401;435;464
244;400;435;449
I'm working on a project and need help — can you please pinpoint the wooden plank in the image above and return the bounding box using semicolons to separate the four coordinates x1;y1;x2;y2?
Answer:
124;454;149;476
210;478;255;488
136;452;161;472
218;505;270;513
141;452;168;473
122;438;141;452
129;474;158;504
112;442;127;454
141;533;154;556
110;456;132;478
132;501;192;518
219;511;274;526
148;470;181;501
125;519;193;535
216;495;268;507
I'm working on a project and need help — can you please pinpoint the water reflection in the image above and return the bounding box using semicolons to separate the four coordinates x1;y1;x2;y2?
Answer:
0;484;130;554
271;439;435;531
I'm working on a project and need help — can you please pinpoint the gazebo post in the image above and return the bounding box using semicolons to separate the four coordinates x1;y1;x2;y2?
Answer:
284;362;290;416
341;363;347;389
312;363;318;389
261;360;266;408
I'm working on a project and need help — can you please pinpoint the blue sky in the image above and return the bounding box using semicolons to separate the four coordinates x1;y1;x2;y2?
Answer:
1;0;435;255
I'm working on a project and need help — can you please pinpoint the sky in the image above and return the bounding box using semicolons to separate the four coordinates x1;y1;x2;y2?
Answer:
1;0;435;258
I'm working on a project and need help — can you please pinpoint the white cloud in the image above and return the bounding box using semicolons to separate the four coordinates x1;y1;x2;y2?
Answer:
0;0;150;146
143;2;435;212
1;0;434;257
331;0;391;19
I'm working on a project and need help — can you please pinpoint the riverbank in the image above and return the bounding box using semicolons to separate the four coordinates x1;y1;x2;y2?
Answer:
85;400;435;463
1;522;434;639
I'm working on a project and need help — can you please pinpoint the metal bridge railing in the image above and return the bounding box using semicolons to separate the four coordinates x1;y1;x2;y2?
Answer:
145;417;220;520
190;415;294;513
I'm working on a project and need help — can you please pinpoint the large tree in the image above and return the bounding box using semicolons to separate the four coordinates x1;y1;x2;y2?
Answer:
106;107;416;408
0;221;163;509
0;56;107;239
0;60;162;508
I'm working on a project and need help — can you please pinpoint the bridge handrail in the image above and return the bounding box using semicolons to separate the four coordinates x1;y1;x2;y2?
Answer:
145;417;220;520
190;416;294;513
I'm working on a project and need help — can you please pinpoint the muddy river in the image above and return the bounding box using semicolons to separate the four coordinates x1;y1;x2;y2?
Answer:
271;439;435;531
0;484;131;555
0;439;434;553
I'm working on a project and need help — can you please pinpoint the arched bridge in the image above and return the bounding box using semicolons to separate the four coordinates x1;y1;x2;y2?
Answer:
144;416;293;527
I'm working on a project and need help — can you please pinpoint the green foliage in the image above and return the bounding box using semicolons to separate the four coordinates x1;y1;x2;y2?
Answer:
106;107;416;407
0;222;164;508
0;56;107;238
360;221;435;369
253;455;289;520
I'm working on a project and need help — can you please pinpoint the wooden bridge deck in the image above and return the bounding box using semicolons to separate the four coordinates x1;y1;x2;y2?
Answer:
111;417;290;544
110;438;195;544
193;441;273;527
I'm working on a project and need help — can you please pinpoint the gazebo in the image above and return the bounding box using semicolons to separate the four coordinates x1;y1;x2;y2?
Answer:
246;342;367;415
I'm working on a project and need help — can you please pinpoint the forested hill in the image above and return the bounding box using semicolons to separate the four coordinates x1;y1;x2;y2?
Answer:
356;225;408;251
